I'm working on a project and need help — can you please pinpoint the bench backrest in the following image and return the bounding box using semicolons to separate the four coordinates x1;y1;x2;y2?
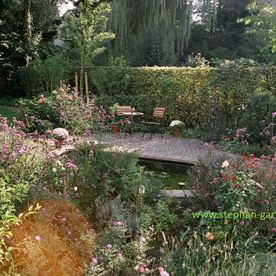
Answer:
153;107;165;118
116;106;132;115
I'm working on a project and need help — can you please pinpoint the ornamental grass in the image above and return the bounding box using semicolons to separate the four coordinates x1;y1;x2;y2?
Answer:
6;200;95;275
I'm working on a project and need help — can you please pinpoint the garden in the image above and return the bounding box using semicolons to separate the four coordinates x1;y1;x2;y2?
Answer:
0;0;276;275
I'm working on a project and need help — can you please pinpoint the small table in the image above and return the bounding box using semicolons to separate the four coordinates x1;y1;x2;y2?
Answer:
122;112;144;134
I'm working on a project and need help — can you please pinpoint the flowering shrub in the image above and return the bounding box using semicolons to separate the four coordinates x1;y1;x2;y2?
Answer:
189;153;229;210
18;83;109;134
0;117;28;168
85;221;155;275
192;153;276;211
0;116;48;216
62;145;141;211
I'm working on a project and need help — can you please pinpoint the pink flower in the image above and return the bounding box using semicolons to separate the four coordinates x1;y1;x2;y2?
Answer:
35;235;41;241
18;147;26;154
240;220;245;226
272;228;276;233
272;112;276;118
137;265;145;273
117;252;123;258
114;221;123;227
158;267;169;276
106;243;113;250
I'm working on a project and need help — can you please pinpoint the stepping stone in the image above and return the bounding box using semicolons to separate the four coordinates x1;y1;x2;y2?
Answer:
161;189;194;198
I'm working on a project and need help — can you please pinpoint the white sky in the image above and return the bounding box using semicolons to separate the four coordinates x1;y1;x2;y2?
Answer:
58;1;75;16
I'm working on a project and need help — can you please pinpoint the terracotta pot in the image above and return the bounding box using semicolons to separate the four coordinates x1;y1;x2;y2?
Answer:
172;129;181;137
111;124;120;133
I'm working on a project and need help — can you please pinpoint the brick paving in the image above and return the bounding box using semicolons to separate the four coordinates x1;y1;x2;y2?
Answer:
87;132;238;165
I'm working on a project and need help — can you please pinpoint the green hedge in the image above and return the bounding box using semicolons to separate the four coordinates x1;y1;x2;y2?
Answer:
89;65;276;129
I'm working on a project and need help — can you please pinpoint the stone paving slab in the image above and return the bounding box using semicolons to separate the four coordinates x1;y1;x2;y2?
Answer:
161;190;194;198
88;133;238;165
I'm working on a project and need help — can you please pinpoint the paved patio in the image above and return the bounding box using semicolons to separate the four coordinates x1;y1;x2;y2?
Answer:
87;132;238;165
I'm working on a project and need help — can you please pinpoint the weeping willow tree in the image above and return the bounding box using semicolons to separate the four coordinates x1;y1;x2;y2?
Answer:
108;0;193;66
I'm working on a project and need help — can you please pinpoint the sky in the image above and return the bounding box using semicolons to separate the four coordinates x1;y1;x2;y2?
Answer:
58;1;75;16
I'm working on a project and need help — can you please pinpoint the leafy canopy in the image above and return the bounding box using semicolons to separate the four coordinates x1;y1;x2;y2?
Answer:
239;0;276;53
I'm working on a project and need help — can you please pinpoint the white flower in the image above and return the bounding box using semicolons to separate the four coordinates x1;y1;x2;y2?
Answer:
52;167;57;173
73;186;78;192
221;160;229;168
56;160;63;166
169;120;184;127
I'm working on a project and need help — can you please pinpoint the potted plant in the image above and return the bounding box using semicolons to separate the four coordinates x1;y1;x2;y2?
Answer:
111;121;120;133
110;103;120;133
169;120;185;137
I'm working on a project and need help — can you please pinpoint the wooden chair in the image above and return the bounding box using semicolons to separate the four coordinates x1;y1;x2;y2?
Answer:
116;106;132;116
114;106;132;135
142;107;165;138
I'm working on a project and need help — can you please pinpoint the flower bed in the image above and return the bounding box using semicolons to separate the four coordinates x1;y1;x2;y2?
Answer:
0;102;275;274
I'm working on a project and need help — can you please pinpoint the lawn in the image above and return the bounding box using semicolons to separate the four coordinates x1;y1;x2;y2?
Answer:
0;107;19;121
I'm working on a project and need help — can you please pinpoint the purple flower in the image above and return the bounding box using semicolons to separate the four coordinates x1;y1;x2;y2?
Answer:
91;257;98;265
106;243;113;250
66;159;78;171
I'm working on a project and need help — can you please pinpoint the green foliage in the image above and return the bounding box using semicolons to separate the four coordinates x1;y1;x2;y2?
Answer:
85;220;154;275
160;231;276;276
0;175;29;218
155;200;178;233
90;65;276;136
47;145;142;213
216;171;258;212
239;0;276;53
20;53;72;97
64;0;115;98
0;0;61;96
0;108;18;123
18;83;105;134
109;0;192;66
241;92;276;144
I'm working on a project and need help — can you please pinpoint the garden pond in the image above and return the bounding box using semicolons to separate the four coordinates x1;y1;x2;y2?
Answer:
139;159;193;190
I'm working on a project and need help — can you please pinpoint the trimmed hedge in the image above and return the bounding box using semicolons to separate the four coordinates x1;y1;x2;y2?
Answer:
89;65;276;129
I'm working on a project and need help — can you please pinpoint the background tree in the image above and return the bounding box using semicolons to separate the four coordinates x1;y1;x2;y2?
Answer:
0;0;61;96
239;0;276;54
188;0;250;61
108;0;193;66
64;0;115;100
